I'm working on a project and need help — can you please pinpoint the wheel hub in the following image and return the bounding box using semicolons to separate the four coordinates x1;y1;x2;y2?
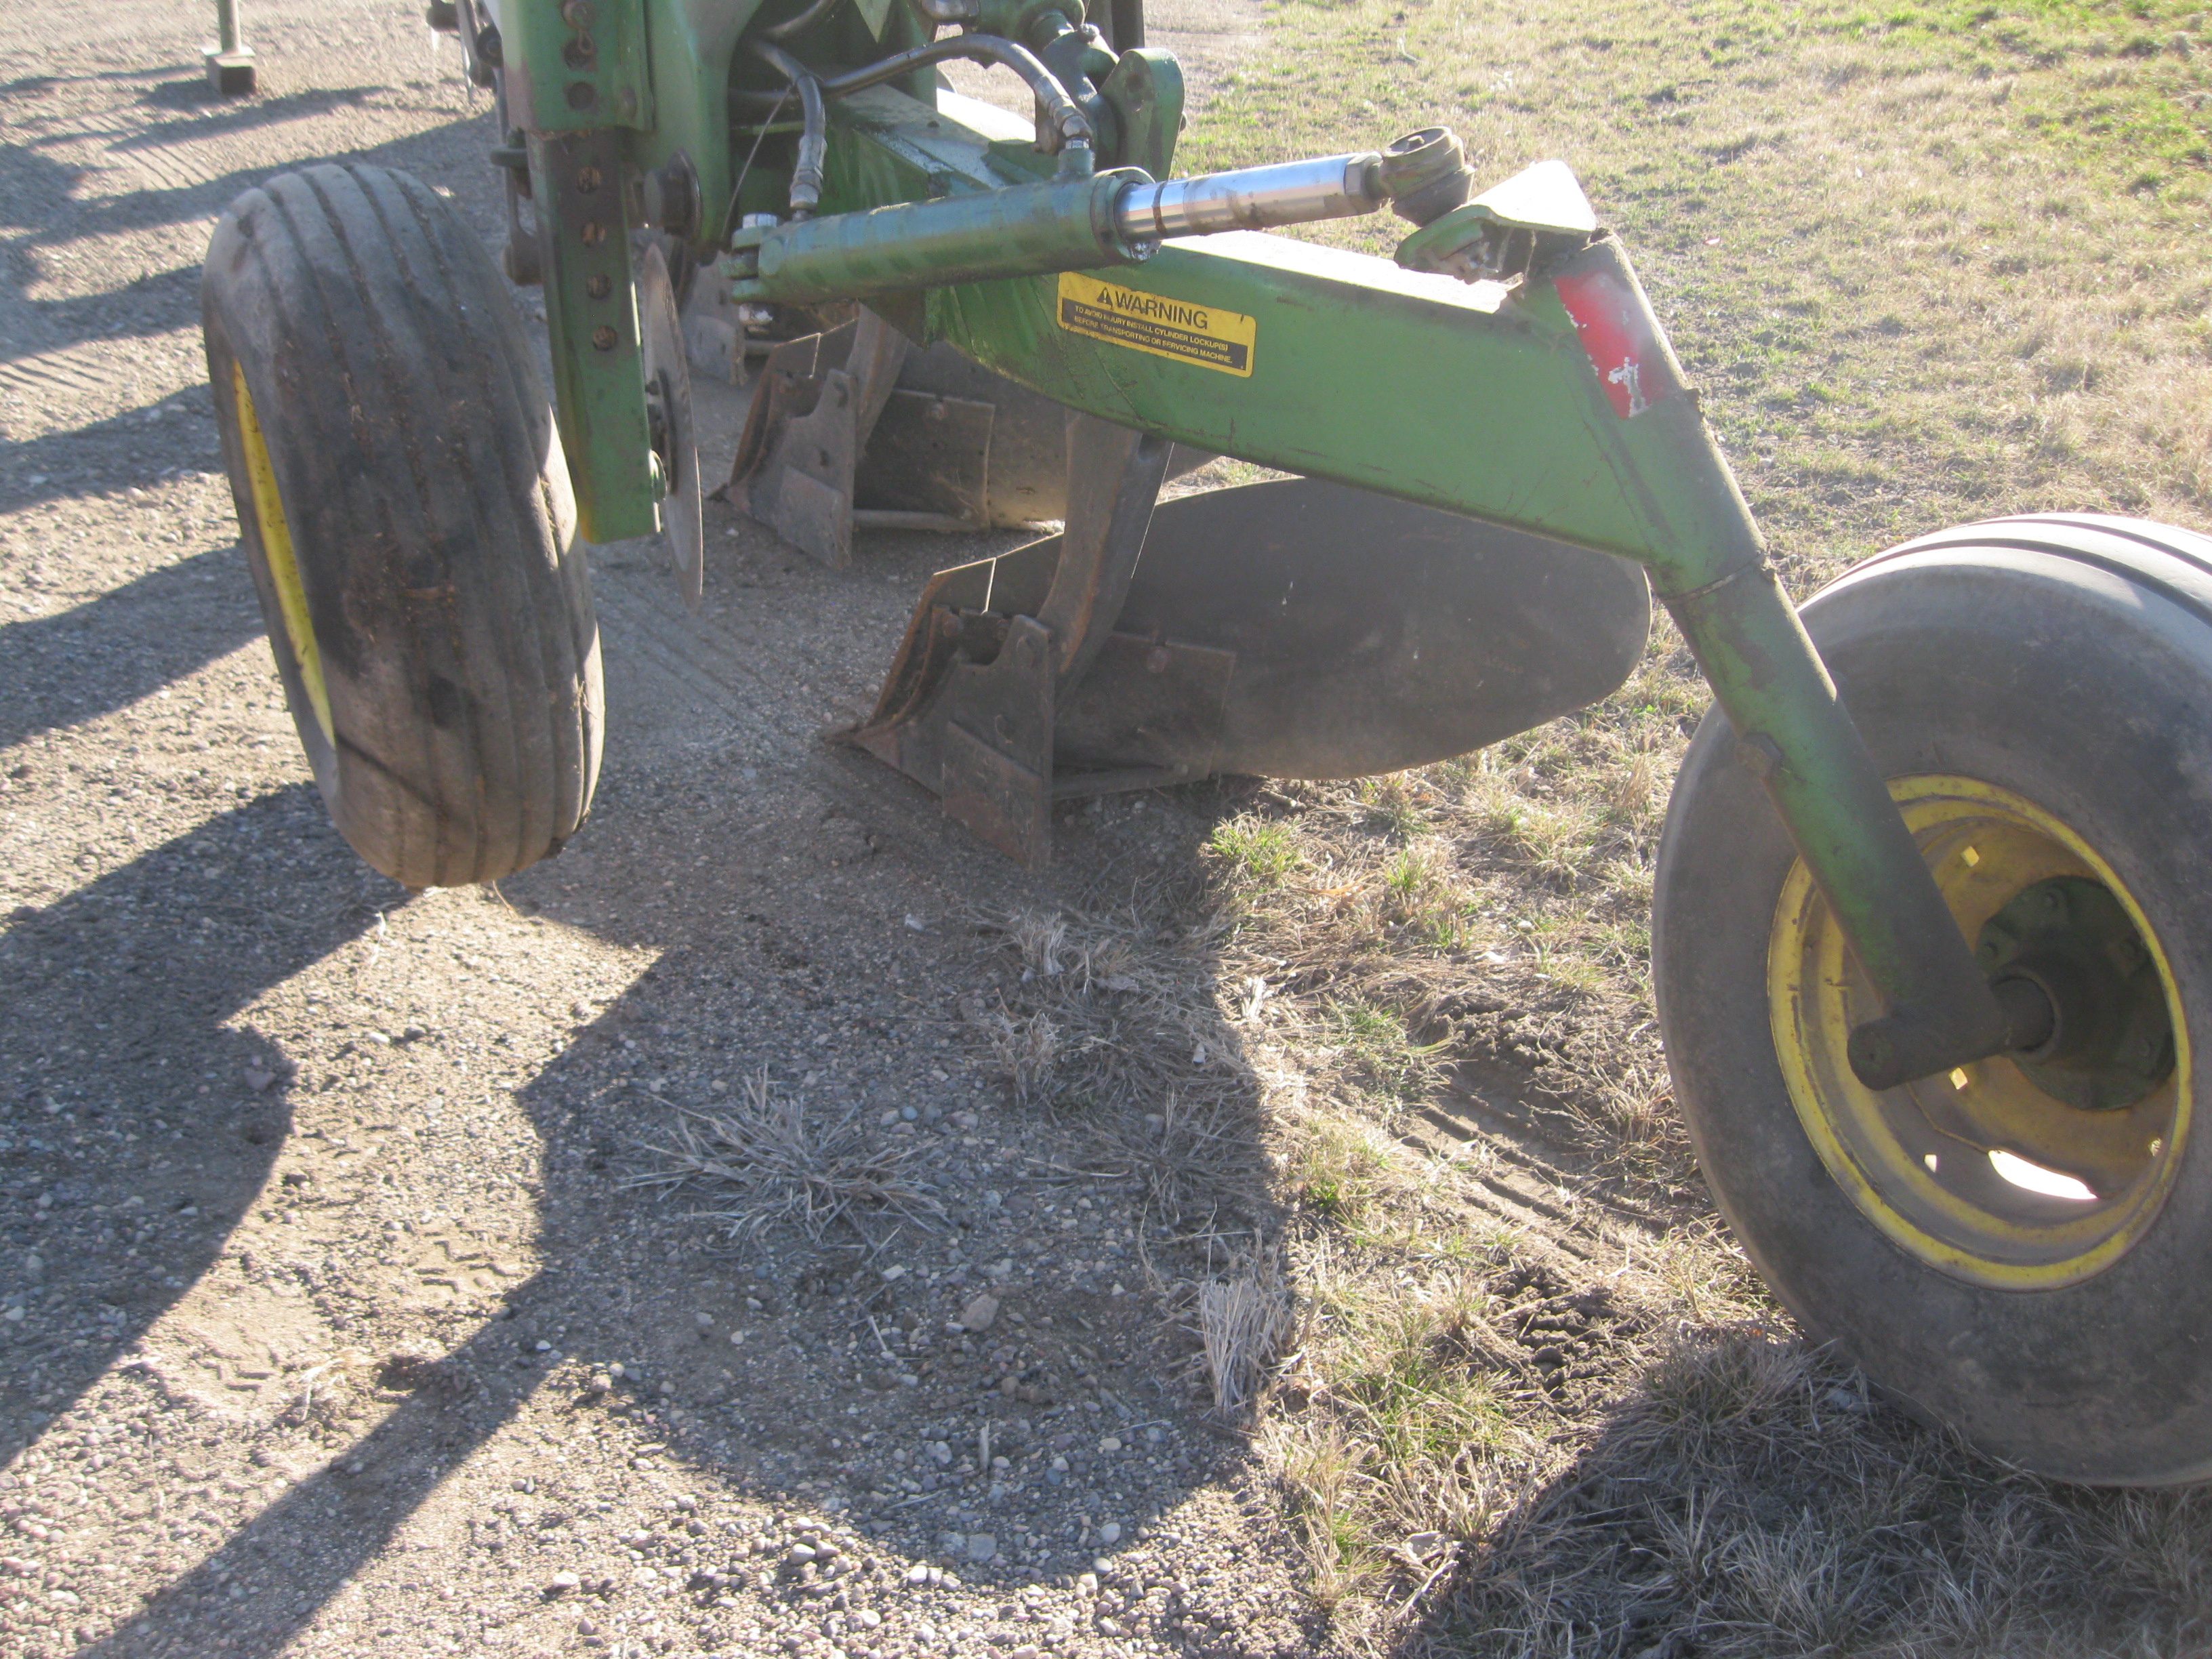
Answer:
1768;776;2189;1287
1980;876;2175;1111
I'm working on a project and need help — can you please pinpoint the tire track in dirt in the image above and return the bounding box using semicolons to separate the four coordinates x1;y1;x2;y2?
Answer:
1401;1068;1677;1269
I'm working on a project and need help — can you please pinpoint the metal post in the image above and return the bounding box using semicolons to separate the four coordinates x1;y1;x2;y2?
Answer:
205;0;256;98
1662;561;2014;1089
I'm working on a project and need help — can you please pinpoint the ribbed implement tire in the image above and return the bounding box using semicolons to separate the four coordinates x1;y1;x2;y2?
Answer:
202;163;602;889
1654;514;2212;1483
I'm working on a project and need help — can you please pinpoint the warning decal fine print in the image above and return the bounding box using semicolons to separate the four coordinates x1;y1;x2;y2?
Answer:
1056;274;1256;377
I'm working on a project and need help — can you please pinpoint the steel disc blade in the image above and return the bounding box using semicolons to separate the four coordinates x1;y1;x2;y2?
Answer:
1055;477;1652;780
638;243;703;606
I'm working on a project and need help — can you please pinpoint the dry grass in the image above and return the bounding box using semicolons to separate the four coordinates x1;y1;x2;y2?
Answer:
1113;1;2212;1653
623;1069;946;1241
939;9;2212;1648
1198;1247;1296;1415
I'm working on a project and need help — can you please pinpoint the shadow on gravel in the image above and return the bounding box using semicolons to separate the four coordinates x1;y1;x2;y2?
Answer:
0;99;496;375
73;772;1295;1658
131;81;382;125
0;541;262;750
1;787;394;1450
0;388;226;514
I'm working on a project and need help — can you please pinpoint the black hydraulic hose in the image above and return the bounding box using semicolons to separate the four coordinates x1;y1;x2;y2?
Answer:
750;39;827;217
760;0;842;41
814;33;1092;150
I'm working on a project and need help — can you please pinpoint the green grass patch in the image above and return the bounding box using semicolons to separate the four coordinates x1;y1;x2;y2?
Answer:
1206;816;1300;883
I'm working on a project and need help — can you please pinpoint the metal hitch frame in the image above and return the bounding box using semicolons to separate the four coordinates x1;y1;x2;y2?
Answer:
490;0;2020;1089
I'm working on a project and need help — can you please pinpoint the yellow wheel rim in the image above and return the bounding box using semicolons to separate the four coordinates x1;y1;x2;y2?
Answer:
231;361;334;747
1769;776;2189;1288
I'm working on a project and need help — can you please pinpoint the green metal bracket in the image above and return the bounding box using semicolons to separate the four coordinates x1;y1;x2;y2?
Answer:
529;129;659;543
1099;47;1181;178
505;0;655;133
632;0;755;251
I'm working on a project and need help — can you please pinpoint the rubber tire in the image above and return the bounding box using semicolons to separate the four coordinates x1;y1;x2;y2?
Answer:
1653;514;2212;1485
202;163;602;889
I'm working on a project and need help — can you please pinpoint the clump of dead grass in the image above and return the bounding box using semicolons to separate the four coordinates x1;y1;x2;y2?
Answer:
1199;1246;1295;1416
624;1069;945;1241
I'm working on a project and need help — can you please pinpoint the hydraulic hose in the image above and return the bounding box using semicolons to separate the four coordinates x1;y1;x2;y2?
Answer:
760;0;843;41
814;33;1092;152
750;39;827;217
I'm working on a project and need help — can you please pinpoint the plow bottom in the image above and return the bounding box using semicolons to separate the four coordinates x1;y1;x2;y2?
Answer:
844;476;1652;863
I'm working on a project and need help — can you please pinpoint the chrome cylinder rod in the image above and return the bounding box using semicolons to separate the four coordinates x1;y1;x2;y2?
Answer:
1111;155;1382;241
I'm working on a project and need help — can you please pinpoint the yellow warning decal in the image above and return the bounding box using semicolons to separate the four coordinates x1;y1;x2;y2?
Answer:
1056;273;1256;377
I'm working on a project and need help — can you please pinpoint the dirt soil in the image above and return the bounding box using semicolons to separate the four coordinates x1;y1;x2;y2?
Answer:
0;3;1425;1658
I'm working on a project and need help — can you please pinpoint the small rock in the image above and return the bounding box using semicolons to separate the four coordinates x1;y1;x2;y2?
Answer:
959;1294;1001;1333
1076;1572;1099;1597
1098;1437;1122;1454
1097;1521;1122;1544
546;1572;581;1595
1823;1387;1868;1414
905;1563;930;1586
966;1533;997;1563
243;1067;275;1092
1406;1531;1446;1561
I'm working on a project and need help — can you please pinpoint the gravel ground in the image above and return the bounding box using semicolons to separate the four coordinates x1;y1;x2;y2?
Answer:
0;5;1334;1656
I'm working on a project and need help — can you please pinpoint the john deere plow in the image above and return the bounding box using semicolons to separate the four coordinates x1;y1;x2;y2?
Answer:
202;0;2212;1489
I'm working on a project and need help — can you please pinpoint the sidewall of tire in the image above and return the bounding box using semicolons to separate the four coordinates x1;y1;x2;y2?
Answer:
202;164;601;889
1655;539;2212;1483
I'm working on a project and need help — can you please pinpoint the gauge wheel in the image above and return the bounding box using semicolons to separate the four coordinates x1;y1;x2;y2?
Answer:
201;163;602;889
1653;514;2212;1484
